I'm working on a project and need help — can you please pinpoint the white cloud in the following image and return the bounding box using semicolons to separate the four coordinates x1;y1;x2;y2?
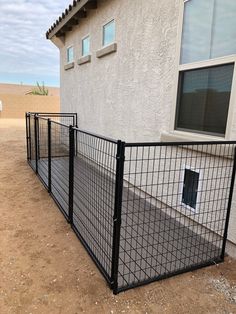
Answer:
0;0;72;86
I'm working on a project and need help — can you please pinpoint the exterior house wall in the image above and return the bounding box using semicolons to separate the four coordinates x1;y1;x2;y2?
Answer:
57;0;236;255
123;145;234;246
60;0;179;141
229;186;236;249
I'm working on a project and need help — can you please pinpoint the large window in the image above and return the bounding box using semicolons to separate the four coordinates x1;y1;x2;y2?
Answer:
67;46;74;63
176;64;234;136
103;20;115;46
181;0;236;64
82;36;90;57
175;0;236;137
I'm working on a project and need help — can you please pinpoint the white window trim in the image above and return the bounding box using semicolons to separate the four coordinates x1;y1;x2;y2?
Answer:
81;34;90;57
102;19;116;47
169;0;236;141
66;45;74;64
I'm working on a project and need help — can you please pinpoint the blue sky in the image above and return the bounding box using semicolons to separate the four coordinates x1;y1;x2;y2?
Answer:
0;0;72;87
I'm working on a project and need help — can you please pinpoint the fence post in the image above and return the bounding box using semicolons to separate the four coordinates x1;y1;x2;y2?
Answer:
221;146;236;260
111;140;125;294
25;113;29;160
29;114;32;161
69;125;75;224
48;119;52;193
75;114;78;156
34;114;38;174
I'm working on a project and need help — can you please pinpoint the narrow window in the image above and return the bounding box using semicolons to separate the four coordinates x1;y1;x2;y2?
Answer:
175;63;234;136
103;20;115;46
182;169;199;210
67;46;74;63
82;36;90;57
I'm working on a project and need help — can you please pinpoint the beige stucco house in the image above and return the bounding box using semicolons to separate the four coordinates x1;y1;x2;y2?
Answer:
47;0;236;257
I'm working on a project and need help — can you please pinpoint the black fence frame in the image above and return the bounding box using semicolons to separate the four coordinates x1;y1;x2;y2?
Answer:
26;112;236;294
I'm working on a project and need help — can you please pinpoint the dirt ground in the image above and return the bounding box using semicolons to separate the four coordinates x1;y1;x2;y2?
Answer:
1;119;236;314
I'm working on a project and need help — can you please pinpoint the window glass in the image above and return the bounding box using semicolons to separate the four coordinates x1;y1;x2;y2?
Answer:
181;0;236;64
67;46;74;63
82;36;90;56
211;0;236;58
175;64;234;136
103;20;115;46
181;0;214;64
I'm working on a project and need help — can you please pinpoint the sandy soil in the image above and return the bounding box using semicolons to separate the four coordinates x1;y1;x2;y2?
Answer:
0;119;236;314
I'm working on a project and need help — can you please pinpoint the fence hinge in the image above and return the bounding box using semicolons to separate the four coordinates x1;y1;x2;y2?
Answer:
110;280;115;287
116;155;125;161
113;217;122;224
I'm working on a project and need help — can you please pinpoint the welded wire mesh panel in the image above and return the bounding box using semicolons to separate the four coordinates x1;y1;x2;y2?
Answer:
72;130;117;280
51;121;70;158
36;113;77;127
37;118;48;188
25;114;236;294
58;115;76;126
29;114;36;170
50;121;70;217
117;143;236;291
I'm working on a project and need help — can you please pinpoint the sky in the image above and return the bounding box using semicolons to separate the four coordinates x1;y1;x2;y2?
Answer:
0;0;72;87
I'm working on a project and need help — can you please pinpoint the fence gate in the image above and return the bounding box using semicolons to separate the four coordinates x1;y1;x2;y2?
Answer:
50;120;70;218
37;117;49;188
26;113;37;171
26;112;236;294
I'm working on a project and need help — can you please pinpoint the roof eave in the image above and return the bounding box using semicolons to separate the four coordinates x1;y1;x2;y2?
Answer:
46;0;97;40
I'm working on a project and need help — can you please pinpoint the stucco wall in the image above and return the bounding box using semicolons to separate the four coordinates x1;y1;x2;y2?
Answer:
229;186;236;247
60;0;179;141
57;0;236;253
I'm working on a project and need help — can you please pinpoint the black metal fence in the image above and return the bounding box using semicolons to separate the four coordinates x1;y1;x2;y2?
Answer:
26;112;236;294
